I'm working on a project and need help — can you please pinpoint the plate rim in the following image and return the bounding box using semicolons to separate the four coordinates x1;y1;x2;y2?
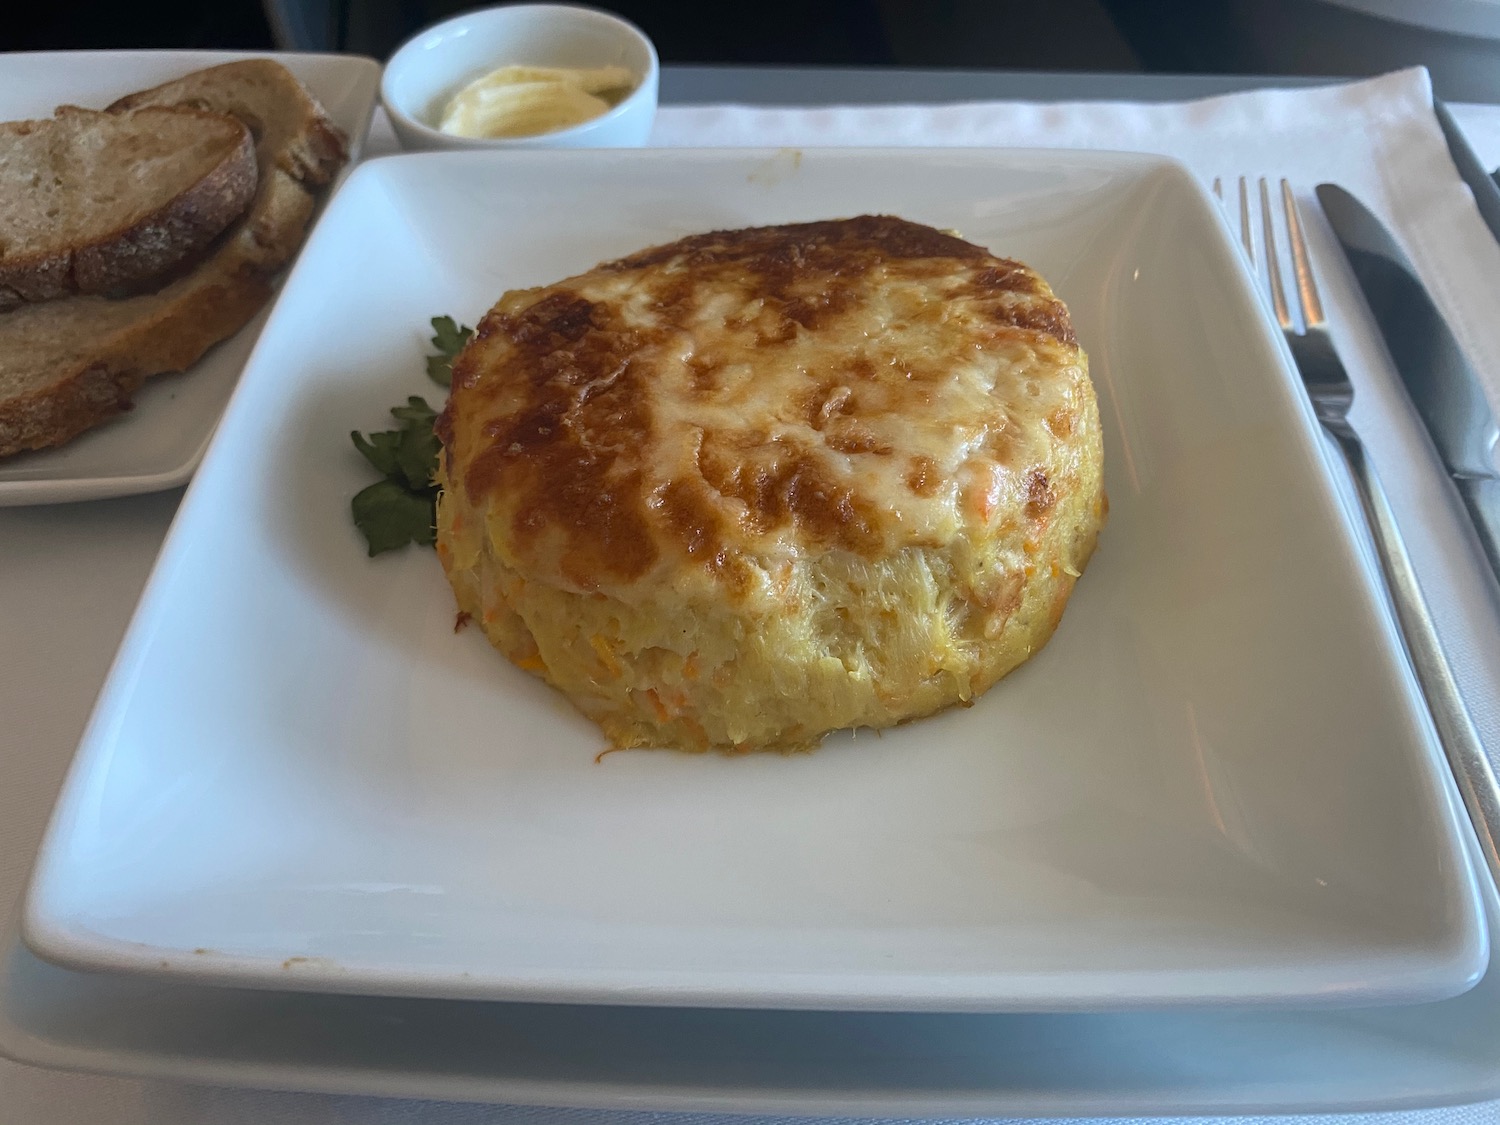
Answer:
4;900;1500;1119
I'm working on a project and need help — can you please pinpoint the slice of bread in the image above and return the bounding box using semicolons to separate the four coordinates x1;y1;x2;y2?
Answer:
110;60;349;272
0;105;256;310
0;61;349;459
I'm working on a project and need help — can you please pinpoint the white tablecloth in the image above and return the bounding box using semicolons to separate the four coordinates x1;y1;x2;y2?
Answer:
7;71;1500;1125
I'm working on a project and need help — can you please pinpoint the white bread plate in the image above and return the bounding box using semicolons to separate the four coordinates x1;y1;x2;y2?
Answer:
0;51;380;507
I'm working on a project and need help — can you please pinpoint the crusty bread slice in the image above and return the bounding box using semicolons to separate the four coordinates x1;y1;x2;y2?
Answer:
110;61;348;271
0;106;256;310
0;61;349;459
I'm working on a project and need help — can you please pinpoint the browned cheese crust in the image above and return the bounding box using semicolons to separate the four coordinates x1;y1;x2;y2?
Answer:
437;215;1106;753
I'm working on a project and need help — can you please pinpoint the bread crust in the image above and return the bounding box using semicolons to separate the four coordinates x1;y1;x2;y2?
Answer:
0;107;257;309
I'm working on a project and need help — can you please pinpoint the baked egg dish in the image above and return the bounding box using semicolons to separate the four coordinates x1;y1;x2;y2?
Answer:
434;215;1104;753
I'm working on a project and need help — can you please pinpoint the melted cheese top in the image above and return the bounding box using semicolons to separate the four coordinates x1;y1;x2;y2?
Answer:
438;216;1090;594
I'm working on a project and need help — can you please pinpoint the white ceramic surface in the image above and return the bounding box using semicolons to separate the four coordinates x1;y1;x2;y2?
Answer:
381;4;659;151
0;51;382;508
6;877;1499;1116
20;148;1488;1012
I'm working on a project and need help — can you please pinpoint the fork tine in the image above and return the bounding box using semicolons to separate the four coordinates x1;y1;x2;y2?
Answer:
1258;177;1292;330
1281;179;1325;328
1237;176;1254;267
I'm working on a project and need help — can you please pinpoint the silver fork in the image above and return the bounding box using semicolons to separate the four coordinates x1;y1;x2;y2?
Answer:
1223;176;1500;891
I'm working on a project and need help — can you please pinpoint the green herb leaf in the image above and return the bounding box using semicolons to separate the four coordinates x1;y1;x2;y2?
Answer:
426;315;474;388
389;397;440;491
351;428;403;478
350;393;444;555
395;424;441;492
348;317;464;556
431;315;473;356
351;479;437;556
391;396;438;428
351;398;440;489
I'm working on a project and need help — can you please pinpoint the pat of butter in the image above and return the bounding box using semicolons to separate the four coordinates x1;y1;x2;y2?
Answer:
440;65;635;139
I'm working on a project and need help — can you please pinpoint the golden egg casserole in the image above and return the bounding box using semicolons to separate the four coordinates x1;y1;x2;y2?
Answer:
434;215;1104;753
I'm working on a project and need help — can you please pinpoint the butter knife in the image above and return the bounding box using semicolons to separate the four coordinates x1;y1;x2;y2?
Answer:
1315;183;1500;588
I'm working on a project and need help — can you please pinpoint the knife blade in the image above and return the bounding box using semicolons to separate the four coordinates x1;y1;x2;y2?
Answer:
1315;183;1500;586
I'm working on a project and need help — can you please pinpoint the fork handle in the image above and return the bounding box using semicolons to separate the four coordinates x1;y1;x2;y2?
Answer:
1329;424;1500;891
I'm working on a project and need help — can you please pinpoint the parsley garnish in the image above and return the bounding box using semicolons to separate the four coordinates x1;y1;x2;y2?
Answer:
426;315;473;388
349;316;474;556
350;476;438;555
350;397;440;555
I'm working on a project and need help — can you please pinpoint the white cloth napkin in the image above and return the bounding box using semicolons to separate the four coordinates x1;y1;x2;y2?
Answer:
1449;103;1500;166
7;70;1500;1125
653;67;1500;756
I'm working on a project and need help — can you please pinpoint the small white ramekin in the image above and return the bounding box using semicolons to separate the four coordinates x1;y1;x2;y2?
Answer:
381;3;659;151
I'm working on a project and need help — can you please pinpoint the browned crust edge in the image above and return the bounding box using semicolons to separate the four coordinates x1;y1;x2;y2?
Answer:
282;112;348;188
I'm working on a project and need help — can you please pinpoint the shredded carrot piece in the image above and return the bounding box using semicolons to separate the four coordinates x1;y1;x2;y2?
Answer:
644;688;671;722
589;634;621;677
680;715;710;749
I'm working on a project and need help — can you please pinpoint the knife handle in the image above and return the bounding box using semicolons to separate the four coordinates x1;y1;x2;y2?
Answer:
1330;426;1500;892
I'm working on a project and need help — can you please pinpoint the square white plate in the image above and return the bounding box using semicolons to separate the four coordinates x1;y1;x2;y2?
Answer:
20;148;1487;1012
0;50;382;507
